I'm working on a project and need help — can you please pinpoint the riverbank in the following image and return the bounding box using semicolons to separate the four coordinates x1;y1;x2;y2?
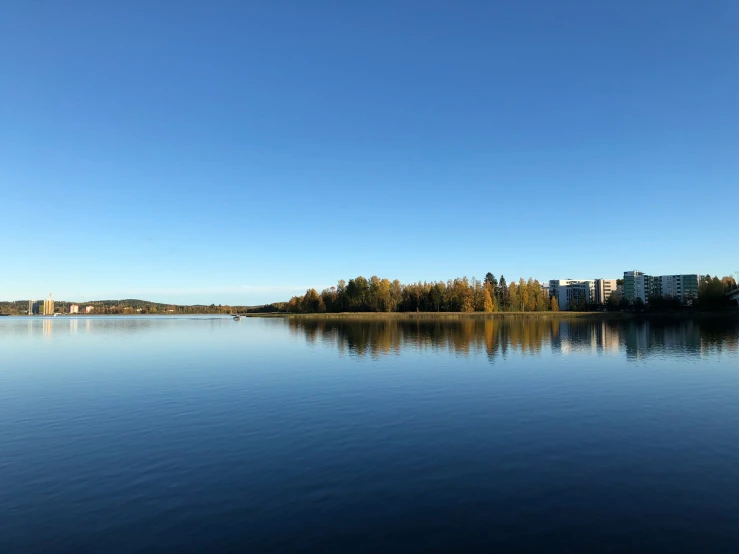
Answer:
245;311;738;320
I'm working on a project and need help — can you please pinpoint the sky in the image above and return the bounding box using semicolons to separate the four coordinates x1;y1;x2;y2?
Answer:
1;0;737;305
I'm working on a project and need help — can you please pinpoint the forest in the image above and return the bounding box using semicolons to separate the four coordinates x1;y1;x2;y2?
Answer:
286;273;739;314
286;273;556;314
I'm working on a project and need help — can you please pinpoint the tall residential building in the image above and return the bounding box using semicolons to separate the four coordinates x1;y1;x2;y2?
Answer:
623;271;653;303
28;299;34;315
85;306;94;314
594;279;619;304
549;279;595;310
624;271;700;304
659;274;700;304
70;304;79;314
43;293;54;315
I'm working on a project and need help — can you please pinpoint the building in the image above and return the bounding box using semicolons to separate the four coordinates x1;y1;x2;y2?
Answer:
624;271;700;304
623;271;659;303
594;279;619;304
70;304;79;314
623;271;643;302
43;293;54;315
659;274;700;304
549;279;595;310
85;306;94;314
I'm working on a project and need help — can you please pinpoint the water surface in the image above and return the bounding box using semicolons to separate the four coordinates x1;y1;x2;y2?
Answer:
2;316;739;553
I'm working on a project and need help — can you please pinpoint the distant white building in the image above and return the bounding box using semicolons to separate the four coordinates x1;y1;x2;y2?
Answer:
43;293;54;315
549;278;619;309
594;279;619;304
549;279;595;310
624;270;700;304
70;305;79;314
659;274;700;304
85;306;94;314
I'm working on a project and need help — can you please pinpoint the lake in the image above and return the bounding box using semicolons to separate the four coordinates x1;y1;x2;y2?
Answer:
2;315;739;553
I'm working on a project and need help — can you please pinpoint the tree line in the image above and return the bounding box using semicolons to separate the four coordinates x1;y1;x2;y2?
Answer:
286;273;558;314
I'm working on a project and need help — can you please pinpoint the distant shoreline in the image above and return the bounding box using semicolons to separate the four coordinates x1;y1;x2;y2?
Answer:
4;311;736;320
245;311;738;320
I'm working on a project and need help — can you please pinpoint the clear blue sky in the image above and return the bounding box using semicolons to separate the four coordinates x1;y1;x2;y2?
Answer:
2;0;737;304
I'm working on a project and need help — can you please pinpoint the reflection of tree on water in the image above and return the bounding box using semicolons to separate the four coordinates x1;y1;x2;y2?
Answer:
289;317;739;362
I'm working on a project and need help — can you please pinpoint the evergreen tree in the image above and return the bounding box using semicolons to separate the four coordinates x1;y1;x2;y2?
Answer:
498;275;507;309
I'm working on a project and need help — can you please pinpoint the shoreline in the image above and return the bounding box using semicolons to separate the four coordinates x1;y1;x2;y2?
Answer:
4;311;736;320
244;311;739;320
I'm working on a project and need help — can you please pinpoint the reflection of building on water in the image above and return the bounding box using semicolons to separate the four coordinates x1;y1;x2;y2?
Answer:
622;319;703;360
288;317;738;363
43;318;52;337
551;320;621;355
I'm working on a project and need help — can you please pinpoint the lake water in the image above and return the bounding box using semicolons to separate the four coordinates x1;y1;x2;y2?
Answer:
2;315;739;553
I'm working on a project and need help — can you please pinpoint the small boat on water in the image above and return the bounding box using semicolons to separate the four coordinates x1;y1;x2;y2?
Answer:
233;314;241;321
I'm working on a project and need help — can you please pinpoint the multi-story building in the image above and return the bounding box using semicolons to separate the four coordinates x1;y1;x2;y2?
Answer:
43;293;54;315
549;278;620;309
594;279;619;304
549;279;595;310
659;274;700;304
85;306;94;314
624;271;700;304
623;270;644;302
70;304;79;314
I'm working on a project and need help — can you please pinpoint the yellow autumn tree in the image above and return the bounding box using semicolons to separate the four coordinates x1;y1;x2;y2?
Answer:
550;295;559;312
483;287;494;312
508;282;519;312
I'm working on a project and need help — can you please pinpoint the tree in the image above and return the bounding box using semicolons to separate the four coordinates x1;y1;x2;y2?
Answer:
302;289;321;313
550;295;559;312
698;275;731;310
483;288;494;312
508;282;519;312
498;275;507;309
722;276;737;291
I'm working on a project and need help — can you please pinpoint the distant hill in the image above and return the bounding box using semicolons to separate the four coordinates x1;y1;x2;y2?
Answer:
0;299;287;315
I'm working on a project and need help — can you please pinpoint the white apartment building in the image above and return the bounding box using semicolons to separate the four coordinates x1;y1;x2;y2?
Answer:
549;279;595;310
594;279;619;304
659;274;700;304
624;270;700;304
70;304;79;314
550;278;619;309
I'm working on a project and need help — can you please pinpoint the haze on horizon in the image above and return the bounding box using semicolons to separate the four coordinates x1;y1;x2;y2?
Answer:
2;1;737;305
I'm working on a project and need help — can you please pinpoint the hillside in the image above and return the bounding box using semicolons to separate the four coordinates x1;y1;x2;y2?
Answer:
0;299;287;315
